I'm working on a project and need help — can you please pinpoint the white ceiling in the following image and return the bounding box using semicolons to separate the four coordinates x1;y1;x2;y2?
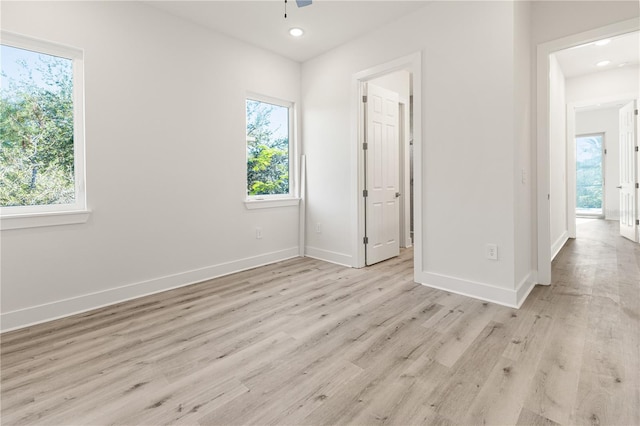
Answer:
145;1;429;62
575;100;632;112
555;30;640;78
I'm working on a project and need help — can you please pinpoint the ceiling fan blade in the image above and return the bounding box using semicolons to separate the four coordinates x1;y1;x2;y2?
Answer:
296;0;312;7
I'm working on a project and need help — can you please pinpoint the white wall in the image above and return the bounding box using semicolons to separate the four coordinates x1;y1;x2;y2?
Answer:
566;66;640;103
531;1;640;45
302;1;530;306
369;71;410;103
575;107;623;220
549;54;568;258
0;1;301;331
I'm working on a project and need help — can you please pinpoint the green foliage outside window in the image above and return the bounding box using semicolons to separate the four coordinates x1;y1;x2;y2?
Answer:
246;99;289;196
1;46;75;207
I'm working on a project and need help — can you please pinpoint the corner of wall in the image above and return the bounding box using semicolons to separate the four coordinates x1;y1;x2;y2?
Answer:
416;270;523;309
304;246;353;268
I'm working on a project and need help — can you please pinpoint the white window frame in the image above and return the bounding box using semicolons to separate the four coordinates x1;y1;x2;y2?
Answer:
244;93;299;209
0;32;89;230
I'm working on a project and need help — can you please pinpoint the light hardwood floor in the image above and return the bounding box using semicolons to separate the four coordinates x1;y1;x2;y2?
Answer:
1;220;638;425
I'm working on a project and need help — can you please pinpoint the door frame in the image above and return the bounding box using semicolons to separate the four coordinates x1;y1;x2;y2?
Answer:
619;99;640;242
398;101;412;249
536;19;639;284
351;52;422;270
567;93;637;238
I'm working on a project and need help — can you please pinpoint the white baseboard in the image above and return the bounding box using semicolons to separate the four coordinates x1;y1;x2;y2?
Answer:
551;230;569;260
304;246;353;267
416;269;538;309
515;270;537;308
1;247;300;333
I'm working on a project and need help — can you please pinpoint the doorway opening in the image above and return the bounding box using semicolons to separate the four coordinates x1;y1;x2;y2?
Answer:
361;80;407;266
352;52;422;271
575;133;605;218
537;20;639;284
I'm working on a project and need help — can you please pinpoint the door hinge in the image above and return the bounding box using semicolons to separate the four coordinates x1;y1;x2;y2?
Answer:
363;142;368;150
363;236;369;244
363;189;368;197
637;219;639;226
636;146;639;152
636;183;639;189
635;109;638;115
604;149;607;155
362;95;367;103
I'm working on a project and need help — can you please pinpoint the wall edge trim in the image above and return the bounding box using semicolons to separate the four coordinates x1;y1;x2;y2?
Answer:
304;246;353;267
416;270;522;308
1;247;300;333
551;230;569;260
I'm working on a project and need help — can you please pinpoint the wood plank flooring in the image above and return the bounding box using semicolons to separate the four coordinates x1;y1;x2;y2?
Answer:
1;219;638;425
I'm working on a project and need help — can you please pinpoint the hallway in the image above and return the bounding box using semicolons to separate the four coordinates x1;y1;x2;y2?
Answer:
538;218;640;424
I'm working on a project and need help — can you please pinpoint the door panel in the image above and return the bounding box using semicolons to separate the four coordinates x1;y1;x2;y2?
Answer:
619;101;638;242
365;83;400;265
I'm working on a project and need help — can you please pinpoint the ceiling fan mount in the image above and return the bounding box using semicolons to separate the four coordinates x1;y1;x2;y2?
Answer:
284;0;312;19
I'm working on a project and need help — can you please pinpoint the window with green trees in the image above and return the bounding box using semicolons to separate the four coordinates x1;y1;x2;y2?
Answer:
576;134;604;215
1;34;85;214
246;97;291;197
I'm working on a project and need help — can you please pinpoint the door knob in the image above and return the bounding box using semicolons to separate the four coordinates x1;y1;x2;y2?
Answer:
617;186;622;189
395;192;401;198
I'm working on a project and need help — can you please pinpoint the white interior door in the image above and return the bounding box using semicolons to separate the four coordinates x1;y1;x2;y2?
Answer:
619;101;638;242
365;83;400;265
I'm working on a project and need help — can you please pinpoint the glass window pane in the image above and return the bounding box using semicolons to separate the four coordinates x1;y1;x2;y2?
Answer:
246;99;290;196
575;135;603;215
1;44;75;207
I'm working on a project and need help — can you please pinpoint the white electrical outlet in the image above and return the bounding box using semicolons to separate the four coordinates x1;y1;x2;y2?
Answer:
316;223;322;233
486;243;498;260
256;227;262;239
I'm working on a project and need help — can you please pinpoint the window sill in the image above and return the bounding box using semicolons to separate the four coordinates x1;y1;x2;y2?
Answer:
244;198;300;210
1;210;91;230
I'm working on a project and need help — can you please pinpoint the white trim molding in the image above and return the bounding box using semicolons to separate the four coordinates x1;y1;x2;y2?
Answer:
244;198;300;209
516;271;538;308
1;247;300;333
551;230;569;261
304;246;353;268
0;210;91;230
416;270;538;309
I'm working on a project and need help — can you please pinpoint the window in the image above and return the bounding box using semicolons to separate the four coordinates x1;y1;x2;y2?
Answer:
0;32;87;229
246;95;294;200
576;133;604;217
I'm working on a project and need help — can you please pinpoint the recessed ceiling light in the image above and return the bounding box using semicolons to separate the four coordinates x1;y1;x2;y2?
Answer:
594;39;611;46
618;62;628;68
289;28;304;37
596;60;611;67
